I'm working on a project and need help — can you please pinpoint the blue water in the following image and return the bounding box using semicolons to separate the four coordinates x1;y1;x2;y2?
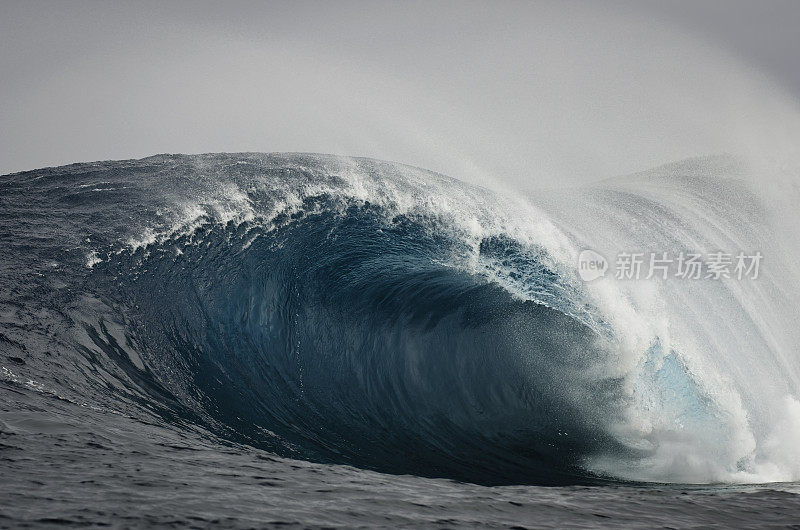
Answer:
1;153;798;527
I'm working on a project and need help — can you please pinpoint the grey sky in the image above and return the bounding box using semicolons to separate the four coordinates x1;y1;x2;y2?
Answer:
1;0;799;188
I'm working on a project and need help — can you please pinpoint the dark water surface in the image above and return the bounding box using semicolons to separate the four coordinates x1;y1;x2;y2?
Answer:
1;154;798;528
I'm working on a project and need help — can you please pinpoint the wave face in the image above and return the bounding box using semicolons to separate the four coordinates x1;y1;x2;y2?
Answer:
2;153;800;486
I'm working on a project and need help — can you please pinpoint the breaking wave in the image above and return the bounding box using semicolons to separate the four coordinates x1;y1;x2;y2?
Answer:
2;153;799;485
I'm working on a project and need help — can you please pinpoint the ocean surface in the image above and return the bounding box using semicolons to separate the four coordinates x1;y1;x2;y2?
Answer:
1;153;799;528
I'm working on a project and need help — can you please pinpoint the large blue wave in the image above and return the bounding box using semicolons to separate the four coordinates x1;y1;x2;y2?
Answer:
91;195;629;485
3;153;799;486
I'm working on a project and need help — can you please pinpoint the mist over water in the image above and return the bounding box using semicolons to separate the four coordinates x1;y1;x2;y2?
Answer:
535;159;800;483
3;1;800;188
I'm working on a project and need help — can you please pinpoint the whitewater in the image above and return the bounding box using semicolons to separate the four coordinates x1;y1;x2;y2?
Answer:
2;152;800;527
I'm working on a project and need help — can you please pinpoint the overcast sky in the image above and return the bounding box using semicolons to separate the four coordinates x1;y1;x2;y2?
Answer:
1;0;799;188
